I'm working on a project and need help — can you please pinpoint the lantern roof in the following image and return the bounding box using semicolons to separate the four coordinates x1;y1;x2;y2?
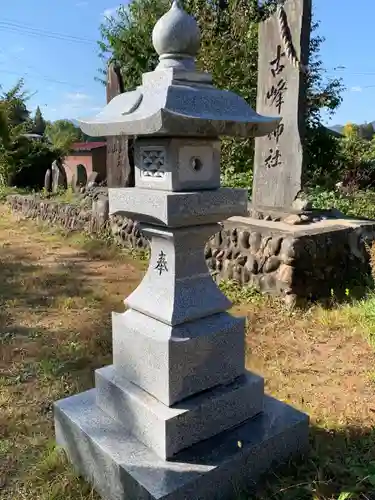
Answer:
79;1;280;138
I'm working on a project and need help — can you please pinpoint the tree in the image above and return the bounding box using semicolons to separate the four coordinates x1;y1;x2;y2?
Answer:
33;106;46;136
343;122;359;139
358;122;374;141
44;119;84;156
98;0;343;186
0;80;32;185
1;79;31;127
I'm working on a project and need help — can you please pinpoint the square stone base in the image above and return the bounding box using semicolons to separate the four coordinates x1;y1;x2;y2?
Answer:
54;389;309;500
207;215;375;304
95;365;264;459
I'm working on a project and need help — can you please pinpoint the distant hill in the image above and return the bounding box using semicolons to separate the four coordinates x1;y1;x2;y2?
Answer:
328;122;375;136
329;124;344;135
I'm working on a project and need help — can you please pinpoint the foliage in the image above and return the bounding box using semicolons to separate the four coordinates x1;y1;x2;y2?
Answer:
343;121;375;142
0;80;33;186
98;0;167;89
1;78;31;127
33;106;47;136
11;139;59;189
44;119;84;156
308;187;375;220
0;80;60;188
98;0;343;187
303;19;344;188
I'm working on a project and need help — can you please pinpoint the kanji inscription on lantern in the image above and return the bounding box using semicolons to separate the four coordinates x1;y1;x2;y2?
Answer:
155;250;168;275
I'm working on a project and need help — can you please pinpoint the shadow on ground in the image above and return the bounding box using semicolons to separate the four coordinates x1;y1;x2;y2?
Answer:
254;424;375;500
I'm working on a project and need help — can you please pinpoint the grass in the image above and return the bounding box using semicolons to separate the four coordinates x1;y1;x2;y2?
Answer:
1;206;375;499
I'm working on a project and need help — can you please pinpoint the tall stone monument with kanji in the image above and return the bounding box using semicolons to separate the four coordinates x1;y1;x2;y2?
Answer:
106;61;134;187
252;0;312;216
54;2;309;498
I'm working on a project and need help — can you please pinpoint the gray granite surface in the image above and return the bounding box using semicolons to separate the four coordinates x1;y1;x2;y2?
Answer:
96;365;264;459
109;187;248;227
134;138;221;192
55;389;309;500
112;310;245;406
252;0;312;209
125;224;233;326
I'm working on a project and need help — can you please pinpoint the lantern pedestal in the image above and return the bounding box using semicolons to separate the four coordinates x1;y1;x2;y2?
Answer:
54;1;309;498
55;390;307;500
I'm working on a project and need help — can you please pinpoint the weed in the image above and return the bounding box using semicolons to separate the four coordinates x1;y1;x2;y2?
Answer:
219;279;263;304
1;206;375;499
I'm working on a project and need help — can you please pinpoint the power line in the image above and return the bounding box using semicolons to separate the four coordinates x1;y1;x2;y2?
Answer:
0;20;97;46
0;67;88;89
0;47;90;89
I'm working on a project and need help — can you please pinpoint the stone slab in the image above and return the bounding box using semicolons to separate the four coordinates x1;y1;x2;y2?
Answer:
125;224;232;326
213;216;375;301
113;310;245;406
95;365;264;459
228;215;375;237
252;0;312;210
108;187;248;227
55;389;309;500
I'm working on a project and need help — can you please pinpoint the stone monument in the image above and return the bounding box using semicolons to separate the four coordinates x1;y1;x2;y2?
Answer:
252;0;312;218
44;168;52;193
54;2;309;499
106;60;134;188
51;159;67;193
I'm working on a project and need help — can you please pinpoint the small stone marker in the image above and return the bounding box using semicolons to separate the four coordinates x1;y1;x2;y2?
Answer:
71;164;88;193
51;159;67;193
252;0;312;211
54;3;309;499
44;168;52;192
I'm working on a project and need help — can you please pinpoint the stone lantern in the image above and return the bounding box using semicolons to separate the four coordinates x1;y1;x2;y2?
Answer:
54;2;309;499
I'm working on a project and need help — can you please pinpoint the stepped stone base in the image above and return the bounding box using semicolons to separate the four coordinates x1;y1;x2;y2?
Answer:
55;389;309;500
95;365;264;459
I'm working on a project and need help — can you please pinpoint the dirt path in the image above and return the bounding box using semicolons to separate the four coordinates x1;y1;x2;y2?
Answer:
1;206;375;499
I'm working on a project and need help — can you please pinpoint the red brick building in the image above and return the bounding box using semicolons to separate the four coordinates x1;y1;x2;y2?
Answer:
64;142;107;185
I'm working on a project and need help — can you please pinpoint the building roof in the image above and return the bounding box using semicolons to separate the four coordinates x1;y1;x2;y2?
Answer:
71;141;106;152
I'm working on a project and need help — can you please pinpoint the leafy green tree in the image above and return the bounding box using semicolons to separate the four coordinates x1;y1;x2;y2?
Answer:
45;119;84;155
1;79;31;127
0;80;32;185
0;80;62;188
33;106;46;136
358;122;374;141
11;139;58;189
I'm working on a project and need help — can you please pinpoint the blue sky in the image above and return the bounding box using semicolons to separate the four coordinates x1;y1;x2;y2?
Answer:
0;0;373;126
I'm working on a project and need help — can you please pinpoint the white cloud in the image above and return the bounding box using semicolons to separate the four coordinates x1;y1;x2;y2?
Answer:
65;92;91;102
350;86;363;93
102;6;120;18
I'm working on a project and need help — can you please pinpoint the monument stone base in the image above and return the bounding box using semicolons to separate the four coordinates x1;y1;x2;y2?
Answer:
55;389;308;500
207;214;375;305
